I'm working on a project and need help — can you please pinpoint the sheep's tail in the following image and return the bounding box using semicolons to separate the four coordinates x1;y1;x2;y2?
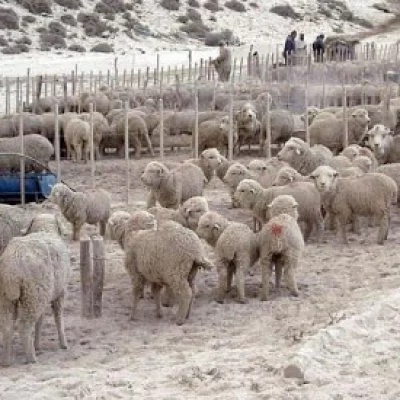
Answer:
0;265;20;302
194;256;214;271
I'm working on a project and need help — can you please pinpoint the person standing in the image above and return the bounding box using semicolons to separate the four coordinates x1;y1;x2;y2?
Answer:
283;30;297;66
212;40;232;82
312;34;325;63
295;33;307;65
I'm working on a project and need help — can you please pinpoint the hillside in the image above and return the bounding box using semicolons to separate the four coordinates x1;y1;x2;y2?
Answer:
0;0;395;57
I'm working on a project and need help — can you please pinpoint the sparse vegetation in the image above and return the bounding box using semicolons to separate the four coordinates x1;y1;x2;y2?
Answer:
269;4;301;19
188;0;200;7
95;1;114;15
15;36;32;46
249;2;258;8
0;8;19;30
177;15;189;23
160;0;180;11
36;27;48;34
204;0;220;12
187;8;202;21
49;21;67;38
54;0;83;9
40;33;67;49
204;29;233;46
61;13;77;26
225;0;245;12
102;0;126;12
22;15;36;24
16;0;52;15
91;42;114;52
2;45;22;55
77;12;108;37
68;43;86;52
180;21;210;39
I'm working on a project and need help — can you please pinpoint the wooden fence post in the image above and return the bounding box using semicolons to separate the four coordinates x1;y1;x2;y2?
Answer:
80;237;93;319
92;236;105;318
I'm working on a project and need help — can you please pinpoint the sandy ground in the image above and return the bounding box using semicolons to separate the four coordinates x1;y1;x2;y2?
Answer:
1;150;400;399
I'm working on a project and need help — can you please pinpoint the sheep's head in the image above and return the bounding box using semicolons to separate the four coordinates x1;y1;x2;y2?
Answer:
237;102;257;122
273;166;301;186
141;162;169;188
247;160;267;177
351;108;370;127
223;163;250;188
23;213;65;236
196;211;226;245
309;165;338;193
107;211;131;244
341;144;361;161
366;124;391;156
48;183;71;207
268;194;299;220
234;179;262;209
125;211;156;236
277;138;308;164
301;106;320;125
200;148;223;171
352;155;372;173
180;196;209;231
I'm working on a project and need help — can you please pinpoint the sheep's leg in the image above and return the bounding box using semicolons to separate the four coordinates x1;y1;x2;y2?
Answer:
34;315;43;351
302;221;313;242
133;136;142;160
284;264;299;297
351;215;361;235
275;258;284;290
260;257;273;301
1;307;15;367
336;212;350;244
75;144;83;164
146;191;157;209
151;283;163;318
130;275;145;321
72;221;84;241
82;142;90;164
144;133;155;157
226;264;235;293
95;144;101;160
377;213;390;245
252;217;258;233
66;142;71;160
99;221;107;236
172;280;193;326
235;266;247;304
19;318;37;364
216;262;229;304
51;295;68;349
161;287;175;307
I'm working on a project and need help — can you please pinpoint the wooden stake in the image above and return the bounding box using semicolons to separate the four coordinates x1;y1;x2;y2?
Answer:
124;101;130;204
54;102;61;182
19;108;25;207
92;236;105;318
89;102;95;189
159;99;164;159
80;237;93;319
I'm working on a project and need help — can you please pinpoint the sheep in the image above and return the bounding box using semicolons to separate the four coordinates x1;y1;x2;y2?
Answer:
107;210;132;249
301;107;336;126
366;124;400;164
141;161;207;209
260;109;295;152
375;163;400;203
196;211;260;304
273;166;309;186
310;108;370;153
352;155;373;173
185;148;223;182
0;134;54;172
329;155;353;170
64;118;90;163
258;194;304;300
0;214;70;366
124;215;213;325
49;183;111;241
277;137;333;175
309;166;397;244
215;155;235;182
223;163;254;208
234;178;323;242
341;144;361;161
358;146;379;168
149;196;209;231
82;92;110;115
235;102;261;152
248;158;289;187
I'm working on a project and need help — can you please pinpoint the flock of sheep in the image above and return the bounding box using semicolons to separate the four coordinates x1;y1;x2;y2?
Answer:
2;60;400;367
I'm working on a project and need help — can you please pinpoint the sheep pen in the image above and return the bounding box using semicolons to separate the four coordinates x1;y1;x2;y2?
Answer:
2;44;400;398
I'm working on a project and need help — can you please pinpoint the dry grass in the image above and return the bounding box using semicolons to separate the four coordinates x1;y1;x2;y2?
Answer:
49;21;67;37
40;32;67;49
224;0;245;12
22;15;36;24
203;0;220;12
187;7;202;21
77;12;109;37
91;42;114;52
160;0;180;11
269;4;301;19
68;43;86;52
0;7;19;30
15;0;52;15
204;29;233;46
188;0;200;7
60;13;77;26
180;20;210;39
53;0;83;9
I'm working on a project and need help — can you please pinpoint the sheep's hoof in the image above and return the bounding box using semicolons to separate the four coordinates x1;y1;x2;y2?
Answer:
60;343;68;350
176;319;185;326
215;298;224;304
24;357;37;365
260;295;268;302
290;291;299;297
237;298;248;304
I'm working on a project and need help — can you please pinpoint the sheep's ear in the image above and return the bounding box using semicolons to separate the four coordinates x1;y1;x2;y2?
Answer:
289;176;294;182
250;188;256;194
295;148;302;155
333;171;339;177
308;173;316;180
262;166;267;171
213;223;221;231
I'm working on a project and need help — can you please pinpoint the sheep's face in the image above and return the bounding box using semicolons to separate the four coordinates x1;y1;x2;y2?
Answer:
352;156;372;173
366;124;391;156
223;164;248;187
200;148;222;170
273;167;298;186
277;141;304;164
234;181;258;208
248;160;267;177
309;166;338;192
341;145;360;161
141;162;166;188
107;211;131;241
181;197;209;230
48;183;67;206
301;107;319;124
238;103;257;123
268;195;299;220
196;212;222;244
126;211;156;233
351;109;370;127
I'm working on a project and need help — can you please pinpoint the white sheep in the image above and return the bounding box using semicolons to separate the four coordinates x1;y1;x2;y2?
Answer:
0;214;70;366
366;124;400;164
124;213;213;325
309;165;397;244
258;195;304;300
197;211;259;304
141;161;207;209
49;183;111;240
64;118;90;163
185;148;223;182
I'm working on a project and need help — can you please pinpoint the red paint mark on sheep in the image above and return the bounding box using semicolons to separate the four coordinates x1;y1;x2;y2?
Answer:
271;223;283;237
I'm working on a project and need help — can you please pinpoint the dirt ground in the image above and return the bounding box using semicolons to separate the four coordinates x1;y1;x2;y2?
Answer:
1;151;400;399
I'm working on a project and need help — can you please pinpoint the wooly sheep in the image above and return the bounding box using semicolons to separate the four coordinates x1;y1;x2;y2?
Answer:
141;161;207;209
247;157;289;187
277;137;333;175
260;109;295;152
149;196;209;231
0;134;54;172
258;194;304;300
64;118;90;163
309;166;397;244
0;214;70;366
310;108;370;153
352;155;373;173
215;155;235;182
328;155;353;170
341;144;362;161
366;124;400;164
185;148;223;182
273;166;310;186
124;215;213;325
82;92;110;115
235;102;261;152
375;163;400;203
197;211;260;304
49;183;111;241
234;178;324;242
107;210;132;249
223;163;254;208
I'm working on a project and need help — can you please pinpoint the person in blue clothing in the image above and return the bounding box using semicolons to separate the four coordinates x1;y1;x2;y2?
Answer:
312;34;325;62
283;30;297;66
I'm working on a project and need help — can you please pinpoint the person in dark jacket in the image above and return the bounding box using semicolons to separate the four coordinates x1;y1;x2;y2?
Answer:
283;30;297;66
312;34;325;62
